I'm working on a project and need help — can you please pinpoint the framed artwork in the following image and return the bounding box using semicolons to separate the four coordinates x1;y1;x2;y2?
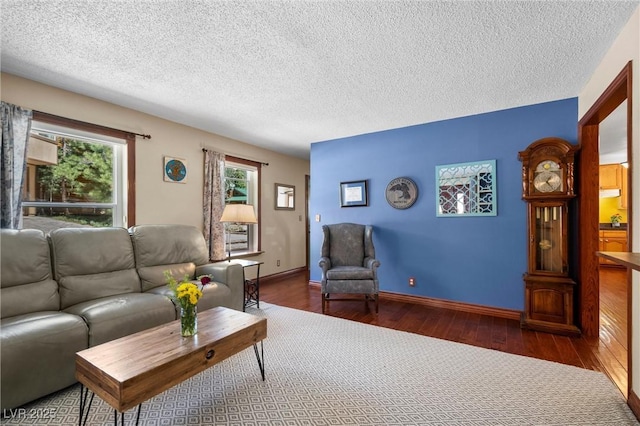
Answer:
275;183;295;210
436;159;496;217
340;180;368;207
164;156;187;183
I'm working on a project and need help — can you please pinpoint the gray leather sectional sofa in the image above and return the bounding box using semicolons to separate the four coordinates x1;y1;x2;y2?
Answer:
0;224;244;410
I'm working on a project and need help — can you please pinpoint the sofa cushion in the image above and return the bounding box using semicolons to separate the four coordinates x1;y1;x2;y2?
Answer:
1;280;60;319
129;224;245;311
58;269;143;309
147;280;233;314
137;262;196;293
326;266;375;280
1;229;59;318
1;311;88;410
49;227;141;309
130;224;209;269
130;225;210;291
64;293;176;347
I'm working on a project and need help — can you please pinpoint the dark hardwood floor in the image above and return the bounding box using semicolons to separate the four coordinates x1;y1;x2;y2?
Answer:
260;269;629;398
599;266;629;397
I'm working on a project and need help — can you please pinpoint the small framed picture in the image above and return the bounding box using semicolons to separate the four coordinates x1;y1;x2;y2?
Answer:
164;156;187;183
340;180;368;207
275;183;295;210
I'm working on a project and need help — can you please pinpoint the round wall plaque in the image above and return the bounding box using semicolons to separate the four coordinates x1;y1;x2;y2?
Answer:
385;177;418;209
164;158;187;182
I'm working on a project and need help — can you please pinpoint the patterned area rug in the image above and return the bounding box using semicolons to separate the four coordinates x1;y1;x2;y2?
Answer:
2;303;638;425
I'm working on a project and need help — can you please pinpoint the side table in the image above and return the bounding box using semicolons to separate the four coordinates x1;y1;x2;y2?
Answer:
217;259;263;311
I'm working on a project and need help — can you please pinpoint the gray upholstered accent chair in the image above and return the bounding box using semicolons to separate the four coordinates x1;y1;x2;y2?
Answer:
318;223;380;314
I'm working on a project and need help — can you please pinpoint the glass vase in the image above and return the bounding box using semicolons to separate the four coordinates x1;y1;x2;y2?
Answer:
180;305;197;337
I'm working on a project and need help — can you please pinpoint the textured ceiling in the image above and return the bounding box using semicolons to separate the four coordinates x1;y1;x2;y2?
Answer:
1;1;638;159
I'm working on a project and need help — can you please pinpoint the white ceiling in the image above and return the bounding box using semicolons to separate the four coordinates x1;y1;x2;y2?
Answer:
1;1;638;160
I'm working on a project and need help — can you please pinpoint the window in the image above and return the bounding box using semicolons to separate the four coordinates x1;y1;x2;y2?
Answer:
224;158;260;254
21;113;134;232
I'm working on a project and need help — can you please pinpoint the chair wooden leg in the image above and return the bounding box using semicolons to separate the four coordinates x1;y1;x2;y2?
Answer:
322;293;326;314
364;294;378;313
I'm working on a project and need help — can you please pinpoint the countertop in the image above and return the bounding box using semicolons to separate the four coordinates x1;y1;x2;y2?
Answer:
599;223;627;230
597;252;640;271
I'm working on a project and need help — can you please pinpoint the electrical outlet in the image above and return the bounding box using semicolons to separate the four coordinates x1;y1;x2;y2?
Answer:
315;214;321;222
277;260;281;267
409;277;416;287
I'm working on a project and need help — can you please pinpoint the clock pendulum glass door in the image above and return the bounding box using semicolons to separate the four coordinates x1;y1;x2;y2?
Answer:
534;205;563;273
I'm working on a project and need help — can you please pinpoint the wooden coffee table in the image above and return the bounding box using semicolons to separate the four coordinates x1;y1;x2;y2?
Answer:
76;306;267;425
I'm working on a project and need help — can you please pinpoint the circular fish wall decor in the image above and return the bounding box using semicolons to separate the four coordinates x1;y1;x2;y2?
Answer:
385;177;418;209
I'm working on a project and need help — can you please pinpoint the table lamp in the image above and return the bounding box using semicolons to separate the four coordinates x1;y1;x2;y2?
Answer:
220;204;257;261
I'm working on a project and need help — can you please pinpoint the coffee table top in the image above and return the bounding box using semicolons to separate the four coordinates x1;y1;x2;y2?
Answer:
76;306;267;412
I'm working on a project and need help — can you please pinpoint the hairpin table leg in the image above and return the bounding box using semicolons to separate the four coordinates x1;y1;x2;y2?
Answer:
78;384;94;426
253;341;265;381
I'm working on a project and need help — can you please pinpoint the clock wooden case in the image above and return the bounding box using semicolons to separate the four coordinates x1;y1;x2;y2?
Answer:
518;137;580;336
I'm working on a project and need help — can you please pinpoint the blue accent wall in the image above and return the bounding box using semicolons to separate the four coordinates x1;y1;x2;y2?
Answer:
310;98;578;311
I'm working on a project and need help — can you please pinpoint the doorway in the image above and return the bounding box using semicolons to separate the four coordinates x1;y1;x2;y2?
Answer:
305;174;311;281
598;100;630;396
578;62;633;396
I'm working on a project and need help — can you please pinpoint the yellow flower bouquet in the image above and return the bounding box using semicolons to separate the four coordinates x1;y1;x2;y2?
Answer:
164;271;203;336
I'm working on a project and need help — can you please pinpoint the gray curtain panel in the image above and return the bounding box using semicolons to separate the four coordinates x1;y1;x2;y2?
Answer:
1;102;32;229
203;150;226;261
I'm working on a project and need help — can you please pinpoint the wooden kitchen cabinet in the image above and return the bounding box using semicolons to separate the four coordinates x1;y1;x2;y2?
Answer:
599;164;621;190
620;166;628;209
599;229;628;266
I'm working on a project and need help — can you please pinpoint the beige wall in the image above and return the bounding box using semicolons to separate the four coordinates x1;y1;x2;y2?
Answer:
1;72;310;277
578;6;640;397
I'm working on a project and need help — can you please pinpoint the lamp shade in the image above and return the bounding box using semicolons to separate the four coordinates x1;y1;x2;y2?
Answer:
220;204;257;224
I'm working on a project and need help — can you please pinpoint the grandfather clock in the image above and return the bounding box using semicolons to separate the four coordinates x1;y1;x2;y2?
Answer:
518;137;580;336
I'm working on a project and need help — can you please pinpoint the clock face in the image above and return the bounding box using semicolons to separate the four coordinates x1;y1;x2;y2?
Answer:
534;171;561;192
533;160;562;193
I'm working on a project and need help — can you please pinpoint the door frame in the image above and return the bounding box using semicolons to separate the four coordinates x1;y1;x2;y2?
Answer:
577;61;633;387
305;174;311;281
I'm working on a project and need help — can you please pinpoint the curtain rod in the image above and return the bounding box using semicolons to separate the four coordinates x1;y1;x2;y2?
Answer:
202;147;269;166
33;110;151;140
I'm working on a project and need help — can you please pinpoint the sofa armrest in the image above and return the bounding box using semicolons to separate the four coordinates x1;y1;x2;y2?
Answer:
196;263;244;311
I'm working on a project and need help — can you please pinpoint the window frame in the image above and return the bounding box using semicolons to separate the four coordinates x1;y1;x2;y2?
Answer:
225;155;262;255
25;111;136;226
